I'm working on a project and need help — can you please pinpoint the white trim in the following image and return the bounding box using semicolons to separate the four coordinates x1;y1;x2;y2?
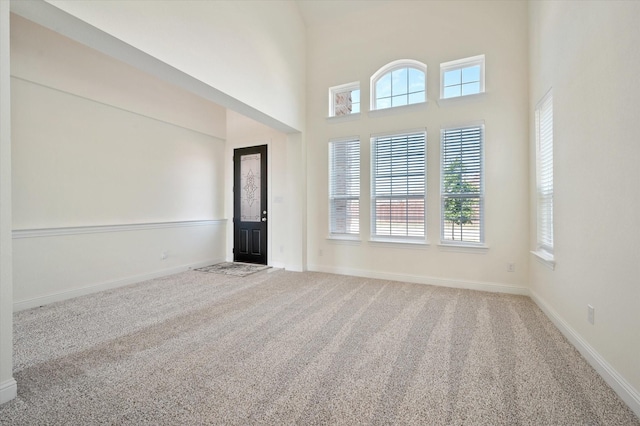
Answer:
326;235;362;244
12;220;226;239
529;289;640;419
438;243;489;253
326;112;361;123
531;249;555;270
368;238;430;248
0;378;17;405
13;258;224;312
370;127;427;141
307;264;528;295
328;135;361;144
269;261;286;270
436;92;486;107
367;100;427;118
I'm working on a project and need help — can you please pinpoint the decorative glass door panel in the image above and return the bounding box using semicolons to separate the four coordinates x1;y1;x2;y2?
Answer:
240;153;261;222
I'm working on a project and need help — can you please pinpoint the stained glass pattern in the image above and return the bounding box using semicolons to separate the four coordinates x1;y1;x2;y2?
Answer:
240;154;261;222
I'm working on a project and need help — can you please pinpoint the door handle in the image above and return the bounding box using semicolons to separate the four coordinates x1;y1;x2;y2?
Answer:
262;218;267;222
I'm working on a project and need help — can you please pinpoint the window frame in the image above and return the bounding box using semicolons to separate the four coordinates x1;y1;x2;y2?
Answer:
534;90;554;260
328;82;361;117
370;59;427;111
440;55;485;100
440;123;485;247
328;136;361;238
370;129;427;243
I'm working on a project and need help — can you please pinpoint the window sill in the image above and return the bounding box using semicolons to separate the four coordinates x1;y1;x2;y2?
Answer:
438;243;489;253
437;92;486;107
326;112;361;123
369;238;430;249
368;101;428;118
531;250;555;270
326;235;362;245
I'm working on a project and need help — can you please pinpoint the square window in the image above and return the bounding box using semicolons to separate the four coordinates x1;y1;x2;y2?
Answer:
440;55;485;99
329;82;360;117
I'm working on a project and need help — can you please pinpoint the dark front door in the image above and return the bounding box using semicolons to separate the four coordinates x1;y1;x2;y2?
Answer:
233;145;267;265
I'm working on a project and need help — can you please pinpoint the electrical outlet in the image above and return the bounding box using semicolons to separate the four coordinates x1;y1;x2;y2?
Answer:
507;263;516;272
587;305;595;325
161;251;168;260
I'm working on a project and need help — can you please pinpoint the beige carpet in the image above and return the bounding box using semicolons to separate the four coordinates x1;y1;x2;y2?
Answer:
1;269;637;425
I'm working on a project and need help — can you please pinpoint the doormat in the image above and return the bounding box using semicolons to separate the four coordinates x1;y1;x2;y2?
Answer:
194;262;270;277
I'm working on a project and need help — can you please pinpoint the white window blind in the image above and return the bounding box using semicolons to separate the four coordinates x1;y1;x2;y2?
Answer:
329;138;360;235
536;91;554;254
371;131;426;239
441;125;484;244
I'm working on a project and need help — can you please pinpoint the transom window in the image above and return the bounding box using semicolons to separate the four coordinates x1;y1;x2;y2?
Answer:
371;60;426;111
371;130;426;240
329;82;360;117
440;55;485;99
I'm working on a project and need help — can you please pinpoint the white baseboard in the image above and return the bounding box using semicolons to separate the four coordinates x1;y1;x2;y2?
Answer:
0;378;17;404
529;289;640;419
307;264;528;295
269;261;286;269
13;258;224;312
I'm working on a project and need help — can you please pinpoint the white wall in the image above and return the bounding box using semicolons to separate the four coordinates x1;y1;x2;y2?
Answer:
306;1;530;293
11;16;227;309
41;0;306;133
528;1;640;414
0;0;17;405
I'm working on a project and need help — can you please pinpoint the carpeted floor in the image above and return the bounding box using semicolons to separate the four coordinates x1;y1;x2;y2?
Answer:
1;269;638;425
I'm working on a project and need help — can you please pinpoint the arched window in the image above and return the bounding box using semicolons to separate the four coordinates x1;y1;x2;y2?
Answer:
370;59;426;111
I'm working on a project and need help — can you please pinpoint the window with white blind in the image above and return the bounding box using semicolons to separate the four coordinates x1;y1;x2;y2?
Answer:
370;60;426;111
371;130;426;240
441;124;484;245
329;138;360;236
535;90;554;256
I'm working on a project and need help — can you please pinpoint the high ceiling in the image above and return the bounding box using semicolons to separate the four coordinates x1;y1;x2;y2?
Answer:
295;0;391;27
